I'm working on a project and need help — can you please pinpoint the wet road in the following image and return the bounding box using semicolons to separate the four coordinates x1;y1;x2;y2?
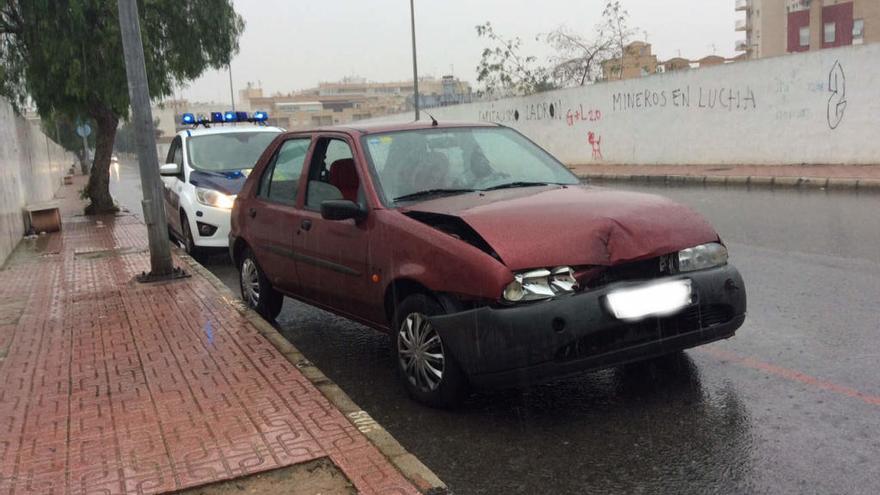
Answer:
113;163;880;494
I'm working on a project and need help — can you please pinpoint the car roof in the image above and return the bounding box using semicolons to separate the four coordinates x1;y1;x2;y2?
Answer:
177;125;284;138
285;120;501;136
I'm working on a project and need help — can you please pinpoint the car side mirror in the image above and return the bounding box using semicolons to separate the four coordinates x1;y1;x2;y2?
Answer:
159;163;181;176
321;200;367;222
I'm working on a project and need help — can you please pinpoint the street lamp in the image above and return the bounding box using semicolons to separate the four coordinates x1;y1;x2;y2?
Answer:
409;0;420;121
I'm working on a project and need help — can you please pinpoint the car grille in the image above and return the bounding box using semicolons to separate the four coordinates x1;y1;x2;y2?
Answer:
554;304;735;362
587;254;678;288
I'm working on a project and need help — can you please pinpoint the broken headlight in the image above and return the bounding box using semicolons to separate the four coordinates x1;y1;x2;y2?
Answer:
678;242;728;273
503;266;578;302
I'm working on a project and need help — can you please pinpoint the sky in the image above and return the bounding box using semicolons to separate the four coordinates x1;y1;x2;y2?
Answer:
179;0;739;103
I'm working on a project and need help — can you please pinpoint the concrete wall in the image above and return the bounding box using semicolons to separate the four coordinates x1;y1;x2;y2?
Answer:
373;43;879;166
0;100;72;263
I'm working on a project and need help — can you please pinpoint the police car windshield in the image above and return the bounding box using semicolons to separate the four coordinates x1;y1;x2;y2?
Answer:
186;131;279;172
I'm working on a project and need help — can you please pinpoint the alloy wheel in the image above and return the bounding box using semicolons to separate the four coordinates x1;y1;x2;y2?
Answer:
398;312;445;392
240;258;261;308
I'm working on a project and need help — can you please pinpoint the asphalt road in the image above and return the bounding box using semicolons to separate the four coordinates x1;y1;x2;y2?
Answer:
112;163;880;495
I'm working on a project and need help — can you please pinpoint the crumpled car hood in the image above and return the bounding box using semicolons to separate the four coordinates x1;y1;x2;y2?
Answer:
403;185;719;271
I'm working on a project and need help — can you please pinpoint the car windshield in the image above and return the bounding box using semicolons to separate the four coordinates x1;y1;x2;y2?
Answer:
362;127;579;204
186;131;279;172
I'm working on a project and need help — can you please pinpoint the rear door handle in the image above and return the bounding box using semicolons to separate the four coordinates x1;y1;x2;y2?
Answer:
301;219;312;231
248;207;257;218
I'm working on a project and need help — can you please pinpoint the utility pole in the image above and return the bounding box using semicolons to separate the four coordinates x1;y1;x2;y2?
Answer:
409;0;420;121
228;63;236;113
117;0;176;279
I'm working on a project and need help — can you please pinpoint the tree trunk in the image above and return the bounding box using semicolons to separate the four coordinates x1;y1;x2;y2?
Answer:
85;103;119;215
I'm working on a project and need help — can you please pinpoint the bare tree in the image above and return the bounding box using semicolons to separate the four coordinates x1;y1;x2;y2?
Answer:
542;26;614;86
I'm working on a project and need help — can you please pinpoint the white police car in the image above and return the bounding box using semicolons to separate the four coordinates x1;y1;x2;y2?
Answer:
159;111;282;255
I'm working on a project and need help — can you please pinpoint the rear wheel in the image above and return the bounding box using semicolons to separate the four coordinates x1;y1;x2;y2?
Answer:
239;248;283;320
392;294;468;408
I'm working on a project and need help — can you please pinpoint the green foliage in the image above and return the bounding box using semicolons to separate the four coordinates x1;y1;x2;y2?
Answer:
1;0;244;213
0;0;244;119
475;22;556;98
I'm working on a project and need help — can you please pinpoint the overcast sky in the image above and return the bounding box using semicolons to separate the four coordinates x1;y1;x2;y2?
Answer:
179;0;738;103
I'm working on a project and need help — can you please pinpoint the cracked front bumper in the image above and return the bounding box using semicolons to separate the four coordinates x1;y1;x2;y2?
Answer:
429;264;746;389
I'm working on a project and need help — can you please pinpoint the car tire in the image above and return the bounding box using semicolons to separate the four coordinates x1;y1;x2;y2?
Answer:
238;247;283;321
179;212;201;258
392;293;468;408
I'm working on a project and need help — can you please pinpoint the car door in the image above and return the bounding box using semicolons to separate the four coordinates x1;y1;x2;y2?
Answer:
292;134;377;320
246;136;313;294
162;137;185;234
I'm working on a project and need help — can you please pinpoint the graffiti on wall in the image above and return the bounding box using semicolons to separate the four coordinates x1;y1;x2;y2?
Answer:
478;99;564;124
566;104;602;126
587;132;602;161
827;61;847;130
612;86;757;112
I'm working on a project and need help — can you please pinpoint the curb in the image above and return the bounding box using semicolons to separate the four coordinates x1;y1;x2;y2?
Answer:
179;252;448;495
575;173;880;192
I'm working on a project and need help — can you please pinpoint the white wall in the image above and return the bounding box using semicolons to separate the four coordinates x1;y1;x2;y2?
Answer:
374;43;879;166
0;100;72;263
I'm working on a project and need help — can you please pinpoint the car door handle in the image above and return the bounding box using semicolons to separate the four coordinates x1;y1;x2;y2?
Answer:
301;219;312;231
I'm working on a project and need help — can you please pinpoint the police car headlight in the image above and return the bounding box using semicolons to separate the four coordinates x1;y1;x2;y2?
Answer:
195;187;236;209
678;243;728;273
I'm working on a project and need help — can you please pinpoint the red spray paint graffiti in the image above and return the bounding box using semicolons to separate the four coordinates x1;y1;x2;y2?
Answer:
588;132;603;161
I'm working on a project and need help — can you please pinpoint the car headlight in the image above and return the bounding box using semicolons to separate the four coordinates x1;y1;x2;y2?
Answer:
678;242;728;273
503;266;578;302
195;187;236;209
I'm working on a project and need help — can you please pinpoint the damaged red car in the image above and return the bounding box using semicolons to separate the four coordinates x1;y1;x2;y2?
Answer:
229;122;746;407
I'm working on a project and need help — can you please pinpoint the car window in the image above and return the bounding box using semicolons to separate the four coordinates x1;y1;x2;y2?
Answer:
172;143;183;167
166;137;182;166
258;138;311;206
186;131;280;172
304;137;360;210
362;127;578;204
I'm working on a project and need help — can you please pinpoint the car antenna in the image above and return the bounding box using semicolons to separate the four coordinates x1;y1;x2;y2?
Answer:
426;112;438;127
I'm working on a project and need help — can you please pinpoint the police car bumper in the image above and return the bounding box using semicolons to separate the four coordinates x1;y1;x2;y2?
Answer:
189;204;232;248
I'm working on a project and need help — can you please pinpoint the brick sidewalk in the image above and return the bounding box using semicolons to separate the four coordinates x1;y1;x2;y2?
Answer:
0;179;423;494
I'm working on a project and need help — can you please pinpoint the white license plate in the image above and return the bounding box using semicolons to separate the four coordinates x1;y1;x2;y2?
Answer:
605;279;692;321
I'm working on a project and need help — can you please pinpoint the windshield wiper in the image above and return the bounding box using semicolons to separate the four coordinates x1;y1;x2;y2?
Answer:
481;181;554;191
393;188;476;203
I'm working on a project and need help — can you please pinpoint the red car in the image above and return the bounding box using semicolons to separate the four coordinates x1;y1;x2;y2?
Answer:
229;122;746;407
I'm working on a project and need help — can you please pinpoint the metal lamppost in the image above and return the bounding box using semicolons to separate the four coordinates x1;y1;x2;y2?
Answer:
410;0;420;121
117;0;178;280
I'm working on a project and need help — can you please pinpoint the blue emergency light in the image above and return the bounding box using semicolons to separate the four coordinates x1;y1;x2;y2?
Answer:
253;111;268;122
181;113;196;125
235;111;249;122
224;111;237;122
211;112;224;123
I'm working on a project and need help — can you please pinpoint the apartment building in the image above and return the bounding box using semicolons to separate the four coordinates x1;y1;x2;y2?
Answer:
736;0;879;59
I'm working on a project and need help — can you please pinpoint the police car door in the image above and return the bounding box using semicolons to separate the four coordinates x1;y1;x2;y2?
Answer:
162;136;185;235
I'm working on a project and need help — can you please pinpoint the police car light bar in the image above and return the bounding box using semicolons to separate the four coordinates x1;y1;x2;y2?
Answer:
181;113;196;125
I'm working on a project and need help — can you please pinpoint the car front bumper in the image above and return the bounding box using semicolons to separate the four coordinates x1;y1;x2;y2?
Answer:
429;264;746;389
188;204;232;249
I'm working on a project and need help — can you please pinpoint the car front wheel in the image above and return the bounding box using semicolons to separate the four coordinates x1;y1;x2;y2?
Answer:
392;294;468;408
239;248;283;320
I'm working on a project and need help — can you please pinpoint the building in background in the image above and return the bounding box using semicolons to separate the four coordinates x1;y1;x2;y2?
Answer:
736;0;879;59
601;42;743;80
601;41;659;81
